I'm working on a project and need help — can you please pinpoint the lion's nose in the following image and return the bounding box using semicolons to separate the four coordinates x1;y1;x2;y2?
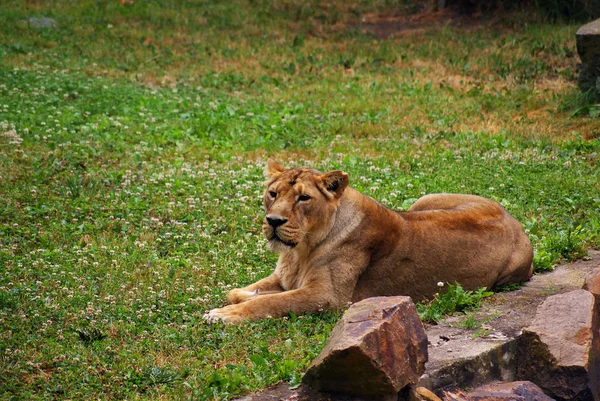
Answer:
266;215;288;228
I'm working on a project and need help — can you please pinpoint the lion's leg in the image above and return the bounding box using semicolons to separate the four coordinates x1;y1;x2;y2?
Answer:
207;282;333;323
226;274;283;304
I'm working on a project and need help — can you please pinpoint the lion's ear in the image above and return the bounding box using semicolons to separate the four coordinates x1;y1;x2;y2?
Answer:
265;159;286;178
319;170;349;199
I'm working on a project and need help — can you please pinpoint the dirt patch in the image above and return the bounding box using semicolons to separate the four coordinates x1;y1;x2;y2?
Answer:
348;9;484;39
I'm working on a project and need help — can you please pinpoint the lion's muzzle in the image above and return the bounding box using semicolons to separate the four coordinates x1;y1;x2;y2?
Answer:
266;215;288;228
263;218;299;248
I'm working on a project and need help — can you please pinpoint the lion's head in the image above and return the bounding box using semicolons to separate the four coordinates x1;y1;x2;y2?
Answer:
262;159;349;252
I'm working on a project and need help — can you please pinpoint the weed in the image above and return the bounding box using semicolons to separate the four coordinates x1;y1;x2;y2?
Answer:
542;286;560;296
454;311;501;333
75;328;107;344
458;313;480;329
570;103;600;119
546;225;588;260
493;282;524;292
62;174;102;200
0;291;17;309
126;366;181;391
417;283;494;324
562;88;600;117
65;175;83;200
472;328;492;338
533;249;555;272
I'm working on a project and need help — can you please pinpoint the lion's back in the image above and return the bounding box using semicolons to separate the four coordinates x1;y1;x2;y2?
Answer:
350;193;533;302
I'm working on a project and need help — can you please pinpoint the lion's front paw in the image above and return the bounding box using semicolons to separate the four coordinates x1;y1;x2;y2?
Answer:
203;305;248;324
227;289;258;304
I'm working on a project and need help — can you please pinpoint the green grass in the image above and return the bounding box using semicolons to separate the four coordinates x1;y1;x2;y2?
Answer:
417;283;494;324
1;0;600;399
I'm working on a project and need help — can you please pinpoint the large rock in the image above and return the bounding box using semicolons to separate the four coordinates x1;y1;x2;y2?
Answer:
582;265;600;298
303;296;428;396
516;289;599;401
577;19;600;92
421;251;600;393
444;381;555;401
419;332;518;391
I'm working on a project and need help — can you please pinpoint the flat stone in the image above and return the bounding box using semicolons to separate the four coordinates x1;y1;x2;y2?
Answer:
28;17;57;29
582;265;600;297
420;328;517;390
578;19;600;36
516;289;599;401
421;250;600;392
236;382;391;401
447;381;555;401
303;296;428;396
576;19;600;91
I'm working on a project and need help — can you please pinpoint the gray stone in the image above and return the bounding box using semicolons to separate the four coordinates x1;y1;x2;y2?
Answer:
516;289;599;401
446;381;555;401
582;265;600;298
28;17;57;29
577;19;600;92
421;250;600;392
303;296;428;396
420;331;517;391
236;382;390;401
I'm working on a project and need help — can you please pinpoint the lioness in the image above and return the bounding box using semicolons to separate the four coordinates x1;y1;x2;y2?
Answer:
205;160;533;323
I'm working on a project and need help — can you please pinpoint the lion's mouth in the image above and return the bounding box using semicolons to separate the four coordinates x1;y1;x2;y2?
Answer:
271;233;297;247
263;221;299;248
265;228;297;247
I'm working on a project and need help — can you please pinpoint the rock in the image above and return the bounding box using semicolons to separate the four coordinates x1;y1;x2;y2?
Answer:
419;332;518;391
421;251;600;393
411;386;443;401
28;17;57;29
577;19;600;92
516;289;599;401
236;382;389;401
582;265;600;298
444;381;554;401
237;252;600;401
303;296;428;396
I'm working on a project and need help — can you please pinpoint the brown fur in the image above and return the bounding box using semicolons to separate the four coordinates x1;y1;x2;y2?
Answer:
204;160;533;323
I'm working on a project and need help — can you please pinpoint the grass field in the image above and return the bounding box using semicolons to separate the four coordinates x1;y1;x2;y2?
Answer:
1;0;599;399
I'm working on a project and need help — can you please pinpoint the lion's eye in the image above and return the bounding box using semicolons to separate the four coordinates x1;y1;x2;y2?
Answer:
298;194;311;202
269;191;277;199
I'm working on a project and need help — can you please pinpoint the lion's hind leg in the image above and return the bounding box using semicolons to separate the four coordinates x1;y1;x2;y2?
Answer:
494;228;534;286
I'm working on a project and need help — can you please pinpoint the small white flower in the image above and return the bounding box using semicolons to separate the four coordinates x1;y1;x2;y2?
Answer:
437;282;444;287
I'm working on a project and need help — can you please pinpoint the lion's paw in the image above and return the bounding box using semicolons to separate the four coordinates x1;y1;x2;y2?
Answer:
227;289;258;304
203;305;247;324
